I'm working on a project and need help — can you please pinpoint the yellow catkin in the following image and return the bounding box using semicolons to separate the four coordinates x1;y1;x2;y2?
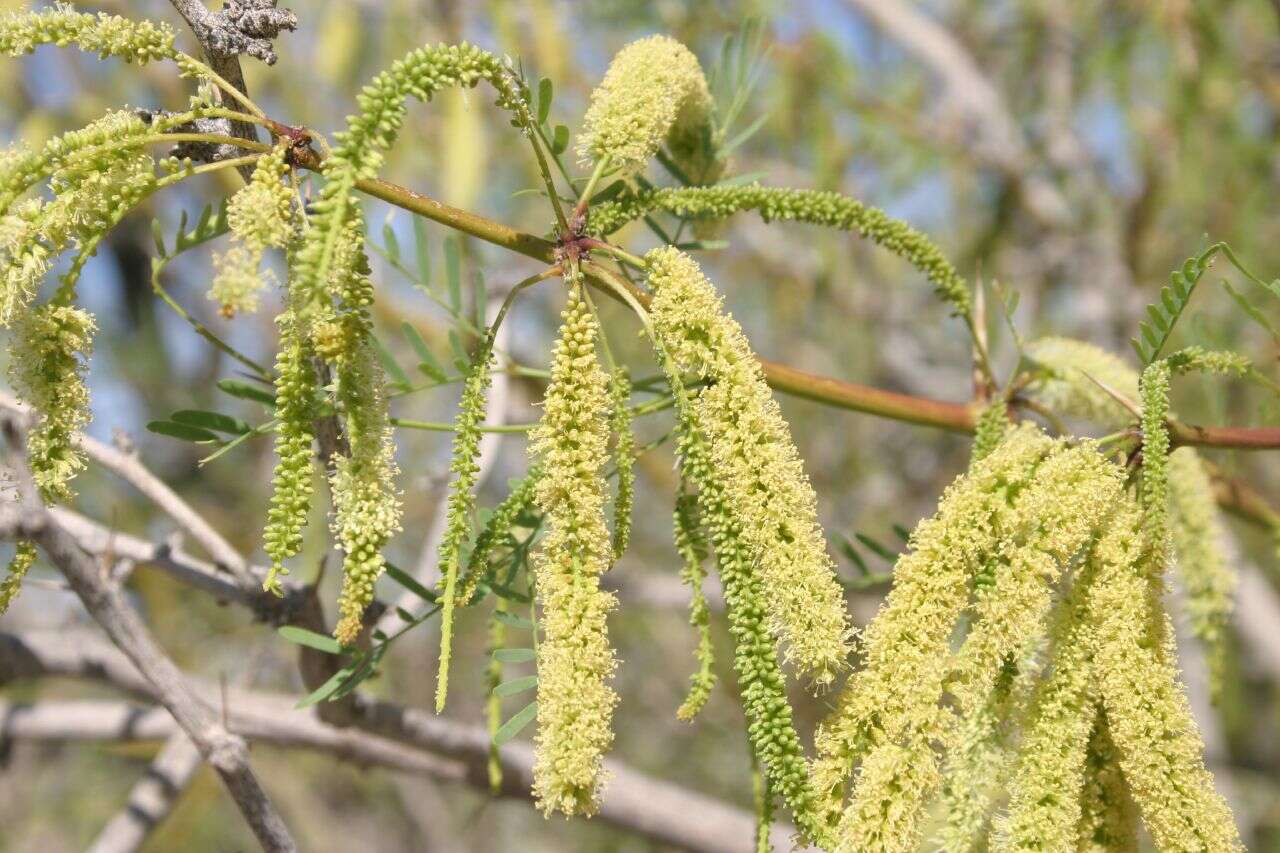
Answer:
647;246;851;688
1088;500;1242;851
529;279;618;817
210;142;294;317
578;35;712;175
814;424;1054;850
1167;446;1235;696
947;443;1123;717
1024;336;1139;429
935;658;1020;852
673;488;716;721
994;529;1107;852
1076;709;1140;852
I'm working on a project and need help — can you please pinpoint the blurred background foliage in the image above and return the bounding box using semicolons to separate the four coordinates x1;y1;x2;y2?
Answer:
2;0;1279;849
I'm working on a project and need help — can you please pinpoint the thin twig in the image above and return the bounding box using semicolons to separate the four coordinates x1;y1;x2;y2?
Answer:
0;435;296;852
86;732;203;853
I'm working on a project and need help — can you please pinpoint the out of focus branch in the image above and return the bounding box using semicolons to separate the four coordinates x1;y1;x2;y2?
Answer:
839;0;1072;227
0;630;798;853
86;732;203;853
0;437;296;852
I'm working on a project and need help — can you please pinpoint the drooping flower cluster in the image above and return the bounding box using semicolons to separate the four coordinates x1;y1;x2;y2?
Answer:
435;331;496;711
529;278;619;816
592;186;972;317
292;42;528;330
261;306;317;596
577;35;712;176
647;246;852;687
607;367;634;560
330;338;402;646
809;421;1242;851
1;303;96;614
210;142;295;317
2;120;157;325
1025;336;1139;428
1167;446;1235;693
812;424;1054;848
670;383;827;843
673;486;716;722
9;304;96;502
0;4;177;65
460;465;542;605
1084;499;1240;851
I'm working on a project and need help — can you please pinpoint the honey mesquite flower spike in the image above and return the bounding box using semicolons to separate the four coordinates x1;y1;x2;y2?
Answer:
10;304;96;502
292;42;529;331
946;443;1124;719
211;142;295;317
529;276;618;816
261;306;317;596
673;487;716;721
1167;447;1235;697
1075;711;1140;852
3;139;156;326
1087;500;1242;850
646;246;852;688
0;109;154;218
578;35;712;177
812;424;1054;851
435;331;496;713
1165;345;1251;377
3;304;96;613
330;338;402;646
1139;360;1172;550
668;384;827;845
0;4;176;65
608;367;635;561
1024;336;1139;429
994;520;1110;851
0;541;36;614
594;187;971;318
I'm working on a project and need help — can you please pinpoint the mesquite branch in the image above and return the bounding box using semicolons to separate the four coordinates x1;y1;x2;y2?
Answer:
0;429;298;852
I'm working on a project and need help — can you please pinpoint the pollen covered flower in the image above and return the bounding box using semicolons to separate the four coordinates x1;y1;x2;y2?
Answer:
9;303;96;501
529;279;618;816
1025;336;1139;429
261;307;317;595
0;4;177;65
1167;446;1235;695
646;246;851;688
331;339;402;646
813;423;1054;849
210;143;294;317
1087;499;1242;851
578;35;712;175
435;331;496;712
673;488;716;721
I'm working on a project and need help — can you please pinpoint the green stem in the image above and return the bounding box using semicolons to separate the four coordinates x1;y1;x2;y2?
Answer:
151;261;271;379
574;156;611;219
175;52;269;119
